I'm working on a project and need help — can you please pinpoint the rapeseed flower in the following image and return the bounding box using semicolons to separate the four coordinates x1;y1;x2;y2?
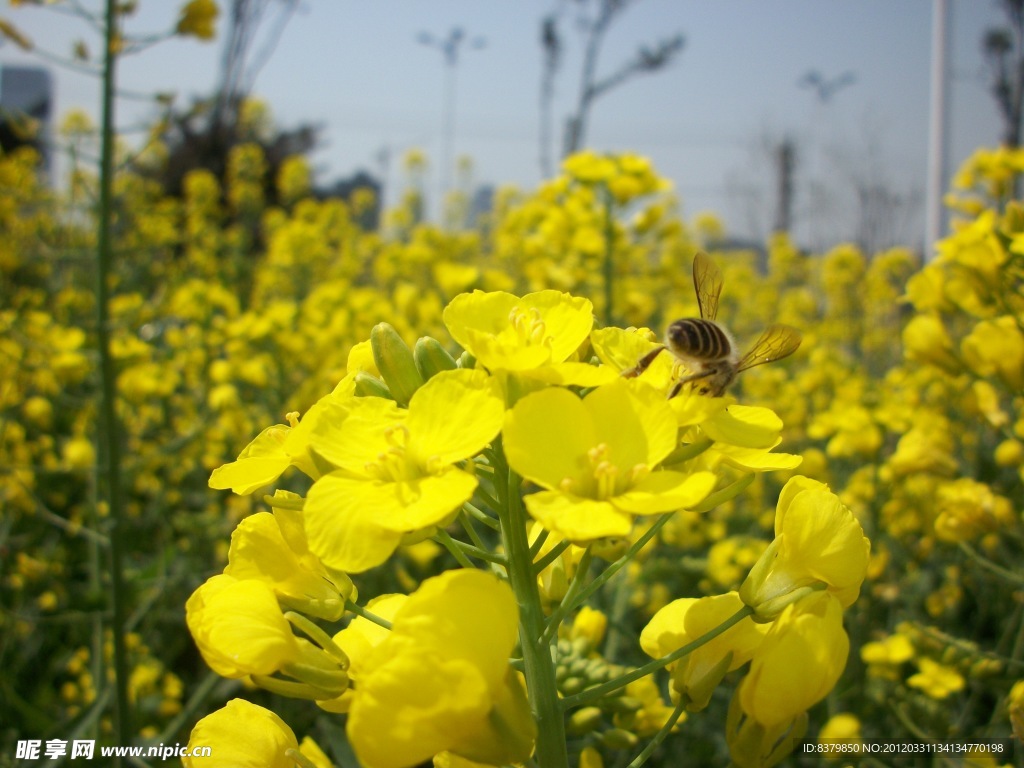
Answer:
502;380;716;541
208;400;335;495
185;575;304;679
183;699;327;768
907;657;965;700
304;369;503;572
443;289;614;388
223;498;356;621
345;570;535;768
737;592;849;728
641;591;766;711
740;476;870;619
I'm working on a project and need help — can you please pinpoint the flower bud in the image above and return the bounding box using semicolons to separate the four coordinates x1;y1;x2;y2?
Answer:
413;336;458;381
567;706;604;735
600;728;639;750
370;322;423;406
353;372;392;400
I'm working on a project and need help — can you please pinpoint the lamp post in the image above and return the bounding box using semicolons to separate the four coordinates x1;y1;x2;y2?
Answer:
417;26;486;210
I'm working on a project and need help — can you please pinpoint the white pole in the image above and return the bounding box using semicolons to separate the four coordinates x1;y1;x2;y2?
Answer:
925;0;950;260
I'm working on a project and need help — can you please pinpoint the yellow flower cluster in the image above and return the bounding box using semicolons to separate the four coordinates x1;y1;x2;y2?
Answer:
4;126;1023;766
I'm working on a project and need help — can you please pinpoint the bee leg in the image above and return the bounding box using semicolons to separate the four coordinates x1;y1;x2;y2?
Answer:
668;370;714;399
622;345;666;378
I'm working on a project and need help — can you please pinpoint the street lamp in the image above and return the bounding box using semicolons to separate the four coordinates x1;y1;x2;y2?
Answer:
417;26;486;208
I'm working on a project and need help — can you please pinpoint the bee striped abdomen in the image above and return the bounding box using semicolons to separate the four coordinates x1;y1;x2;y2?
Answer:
666;318;732;361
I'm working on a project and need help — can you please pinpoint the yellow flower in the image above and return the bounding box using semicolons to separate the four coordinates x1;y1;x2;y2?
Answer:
304;369;503;572
186;574;349;699
818;712;861;741
346;570;535;768
562;151;617;184
699;405;804;473
739;477;870;619
209;398;338;494
907;657;965;700
185;575;300;679
223;498;356;621
176;0;218;40
738;592;849;728
443;289;614;387
933;478;1014;543
618;675;682;737
641;591;767;711
860;632;914;677
818;712;863;758
502;380;716;541
321;593;408;714
961;316;1024;390
902;313;960;373
183;699;299;768
887;418;958;477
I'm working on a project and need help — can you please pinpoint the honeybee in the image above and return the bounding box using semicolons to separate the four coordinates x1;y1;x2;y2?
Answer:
624;252;802;397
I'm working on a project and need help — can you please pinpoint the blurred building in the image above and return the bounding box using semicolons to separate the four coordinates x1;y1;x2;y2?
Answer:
0;65;52;179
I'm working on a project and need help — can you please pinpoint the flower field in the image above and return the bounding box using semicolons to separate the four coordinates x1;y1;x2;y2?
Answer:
2;95;1024;767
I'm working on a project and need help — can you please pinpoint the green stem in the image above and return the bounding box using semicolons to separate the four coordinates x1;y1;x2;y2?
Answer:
532;538;572;575
561;605;754;711
433;528;476;568
540;546;593;645
528;526;550;559
957;541;1024;585
344;600;392;631
462;501;500;531
285;612;350;667
493;440;568;768
542;513;676;645
627;696;688;768
601;186;615;327
96;0;132;752
459;508;489;551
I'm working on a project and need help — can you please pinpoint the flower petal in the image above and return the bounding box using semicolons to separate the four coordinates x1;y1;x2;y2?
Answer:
524;491;630;540
407;369;504;466
503;387;597;491
614;470;716;514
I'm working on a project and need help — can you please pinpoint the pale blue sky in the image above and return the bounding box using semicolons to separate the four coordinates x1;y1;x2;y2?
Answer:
0;1;1006;247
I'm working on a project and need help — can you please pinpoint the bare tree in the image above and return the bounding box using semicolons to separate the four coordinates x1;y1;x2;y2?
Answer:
212;0;300;130
983;0;1024;147
147;0;310;199
558;0;684;157
823;119;924;254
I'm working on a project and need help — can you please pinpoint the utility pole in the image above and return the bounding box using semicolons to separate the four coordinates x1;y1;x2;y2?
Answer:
926;0;949;259
773;138;796;233
417;26;486;210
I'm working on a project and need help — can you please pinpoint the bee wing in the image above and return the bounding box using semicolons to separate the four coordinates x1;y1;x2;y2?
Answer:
692;251;722;321
737;324;802;372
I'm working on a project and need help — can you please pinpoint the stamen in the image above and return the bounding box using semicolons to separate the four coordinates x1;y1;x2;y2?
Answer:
627;464;651;484
364;447;408;483
509;306;552;348
384;424;409;448
593;460;619;500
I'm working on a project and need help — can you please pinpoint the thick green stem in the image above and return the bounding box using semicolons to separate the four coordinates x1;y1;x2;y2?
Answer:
493;441;568;768
601;187;615;327
96;0;132;752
